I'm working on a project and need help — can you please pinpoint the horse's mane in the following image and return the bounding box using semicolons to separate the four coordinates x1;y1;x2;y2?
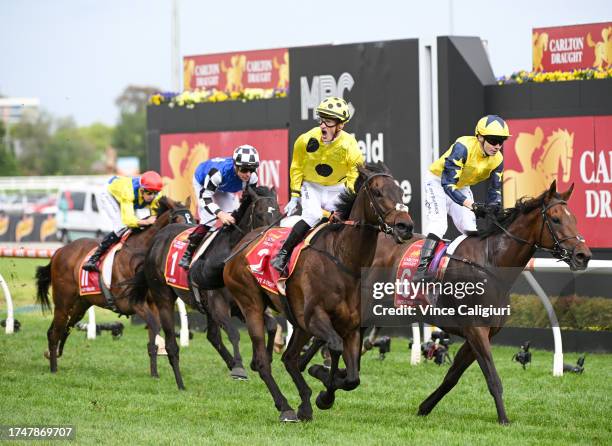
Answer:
334;162;391;221
472;190;561;238
229;185;276;226
155;196;173;216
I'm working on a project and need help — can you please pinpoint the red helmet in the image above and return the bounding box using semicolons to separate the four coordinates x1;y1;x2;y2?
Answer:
139;171;163;191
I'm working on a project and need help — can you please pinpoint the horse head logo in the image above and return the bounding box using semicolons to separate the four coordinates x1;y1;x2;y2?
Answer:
504;127;574;207
532;32;549;72
587;26;612;69
273;51;289;89
183;59;195;91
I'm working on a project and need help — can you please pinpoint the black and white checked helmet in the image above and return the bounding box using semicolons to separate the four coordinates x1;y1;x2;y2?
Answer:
233;144;260;168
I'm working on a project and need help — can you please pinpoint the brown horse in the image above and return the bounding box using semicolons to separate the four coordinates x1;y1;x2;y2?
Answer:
223;163;414;422
365;180;591;424
35;196;193;374
128;185;281;390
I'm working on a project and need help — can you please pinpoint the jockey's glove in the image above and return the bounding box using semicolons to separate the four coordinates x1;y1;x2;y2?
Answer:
472;202;502;218
284;196;300;216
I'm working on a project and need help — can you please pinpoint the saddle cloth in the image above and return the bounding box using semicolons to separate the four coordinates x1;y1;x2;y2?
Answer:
78;231;130;296
393;235;467;307
246;224;328;295
164;227;218;290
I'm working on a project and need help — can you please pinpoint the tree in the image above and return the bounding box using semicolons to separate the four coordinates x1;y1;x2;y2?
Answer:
10;112;53;175
112;85;159;170
0;121;19;176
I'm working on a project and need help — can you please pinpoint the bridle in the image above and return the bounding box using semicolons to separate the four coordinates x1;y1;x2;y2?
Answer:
171;207;194;225
490;200;584;263
361;172;409;235
231;194;280;236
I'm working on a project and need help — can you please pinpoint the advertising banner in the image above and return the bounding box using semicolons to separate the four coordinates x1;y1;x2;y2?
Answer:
504;116;612;248
160;129;289;213
289;40;421;230
183;48;289;92
532;22;612;72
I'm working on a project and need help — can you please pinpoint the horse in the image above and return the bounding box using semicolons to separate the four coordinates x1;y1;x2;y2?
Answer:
365;180;590;424
128;185;281;390
35;196;193;374
223;163;414;422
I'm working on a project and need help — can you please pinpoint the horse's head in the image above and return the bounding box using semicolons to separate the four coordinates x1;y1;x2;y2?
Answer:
155;196;195;227
539;180;591;271
235;185;281;231
353;162;413;243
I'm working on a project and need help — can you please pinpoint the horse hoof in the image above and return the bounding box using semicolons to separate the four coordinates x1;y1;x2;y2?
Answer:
499;418;511;426
279;410;299;422
308;365;328;382
316;391;335;410
297;406;313;421
230;367;248;380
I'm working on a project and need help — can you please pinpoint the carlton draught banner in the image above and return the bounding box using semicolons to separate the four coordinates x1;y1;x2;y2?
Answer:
503;116;612;248
289;40;422;230
160;130;289;215
532;22;612;72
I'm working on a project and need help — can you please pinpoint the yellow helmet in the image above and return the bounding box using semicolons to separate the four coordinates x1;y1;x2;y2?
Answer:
316;97;351;123
475;115;511;137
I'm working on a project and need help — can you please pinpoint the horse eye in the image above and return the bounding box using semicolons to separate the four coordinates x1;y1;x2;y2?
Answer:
551;216;561;224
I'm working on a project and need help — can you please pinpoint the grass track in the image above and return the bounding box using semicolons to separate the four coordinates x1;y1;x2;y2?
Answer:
1;258;611;445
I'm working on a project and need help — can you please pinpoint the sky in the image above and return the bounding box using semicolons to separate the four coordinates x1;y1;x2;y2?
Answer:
1;0;611;127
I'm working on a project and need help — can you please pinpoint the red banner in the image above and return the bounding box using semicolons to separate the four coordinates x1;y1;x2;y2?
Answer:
183;48;289;92
504;116;612;248
160;129;289;213
532;22;612;72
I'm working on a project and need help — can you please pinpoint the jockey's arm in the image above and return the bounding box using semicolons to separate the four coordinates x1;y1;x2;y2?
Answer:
289;137;305;198
440;142;470;207
345;143;365;192
486;159;504;206
119;200;141;228
150;193;163;215
199;168;222;218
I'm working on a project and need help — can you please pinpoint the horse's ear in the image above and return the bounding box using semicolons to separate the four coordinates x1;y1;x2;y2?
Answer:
184;196;191;208
560;183;575;201
547;180;557;200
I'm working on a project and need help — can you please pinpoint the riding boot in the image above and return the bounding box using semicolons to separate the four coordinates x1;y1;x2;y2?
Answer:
412;234;440;282
83;231;121;272
178;224;209;269
270;220;311;273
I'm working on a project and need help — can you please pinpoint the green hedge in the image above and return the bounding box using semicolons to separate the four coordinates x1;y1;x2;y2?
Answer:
507;294;612;331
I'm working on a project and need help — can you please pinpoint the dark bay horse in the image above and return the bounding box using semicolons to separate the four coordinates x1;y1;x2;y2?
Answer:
35;196;193;373
223;163;414;422
367;180;591;424
129;185;281;390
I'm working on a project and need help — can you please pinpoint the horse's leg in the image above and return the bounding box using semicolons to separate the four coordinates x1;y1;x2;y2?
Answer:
306;307;344;386
281;326;313;421
45;301;71;373
417;340;476;416
298;338;323;372
58;299;91;357
241;297;296;422
264;309;278;361
467;327;510;424
135;300;161;378
158;295;185;390
207;290;245;378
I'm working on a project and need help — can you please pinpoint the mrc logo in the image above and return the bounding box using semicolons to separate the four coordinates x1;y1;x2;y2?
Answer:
300;73;355;120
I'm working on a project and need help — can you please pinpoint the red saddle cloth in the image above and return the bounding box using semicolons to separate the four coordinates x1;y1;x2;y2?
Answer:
245;227;307;295
394;239;448;307
164;227;197;290
78;232;130;296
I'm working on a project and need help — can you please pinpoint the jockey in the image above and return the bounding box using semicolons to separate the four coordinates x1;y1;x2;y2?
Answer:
178;145;259;269
413;115;510;282
270;97;364;273
83;170;163;272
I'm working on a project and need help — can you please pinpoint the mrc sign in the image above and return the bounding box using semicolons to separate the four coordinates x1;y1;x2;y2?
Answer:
503;116;612;248
289;40;422;230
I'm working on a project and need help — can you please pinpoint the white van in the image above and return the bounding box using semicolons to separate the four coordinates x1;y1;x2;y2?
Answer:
55;184;114;243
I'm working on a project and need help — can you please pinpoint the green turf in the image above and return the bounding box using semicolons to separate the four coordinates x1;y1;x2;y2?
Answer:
1;313;610;446
0;257;50;308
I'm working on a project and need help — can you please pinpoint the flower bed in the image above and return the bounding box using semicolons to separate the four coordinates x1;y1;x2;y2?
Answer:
497;67;612;85
149;88;288;108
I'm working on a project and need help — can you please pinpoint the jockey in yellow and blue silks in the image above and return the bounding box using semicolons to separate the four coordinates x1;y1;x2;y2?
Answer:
413;115;510;282
83;171;163;272
270;97;364;273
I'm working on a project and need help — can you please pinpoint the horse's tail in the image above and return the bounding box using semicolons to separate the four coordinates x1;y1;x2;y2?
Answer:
35;263;52;313
124;269;149;307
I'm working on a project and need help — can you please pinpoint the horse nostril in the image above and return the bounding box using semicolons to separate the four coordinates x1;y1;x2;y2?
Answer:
396;223;413;234
575;252;589;263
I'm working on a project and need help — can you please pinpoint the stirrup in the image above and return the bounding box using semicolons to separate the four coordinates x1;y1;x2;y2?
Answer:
83;260;99;272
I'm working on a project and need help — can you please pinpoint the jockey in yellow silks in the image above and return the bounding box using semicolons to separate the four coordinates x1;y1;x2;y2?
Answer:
413;115;510;282
270;97;364;273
